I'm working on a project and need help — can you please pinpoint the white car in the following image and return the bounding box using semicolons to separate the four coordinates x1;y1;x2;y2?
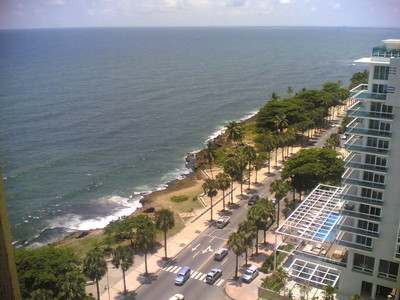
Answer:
241;265;259;283
169;294;184;300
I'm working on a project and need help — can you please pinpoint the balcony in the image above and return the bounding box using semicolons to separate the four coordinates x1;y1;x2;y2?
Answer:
340;209;381;222
348;110;394;121
346;127;392;138
372;46;400;58
342;178;385;190
350;90;387;102
342;194;384;206
338;224;379;238
344;161;388;173
337;240;373;252
345;144;390;155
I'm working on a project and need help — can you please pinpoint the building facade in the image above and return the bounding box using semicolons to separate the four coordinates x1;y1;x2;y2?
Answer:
339;39;400;299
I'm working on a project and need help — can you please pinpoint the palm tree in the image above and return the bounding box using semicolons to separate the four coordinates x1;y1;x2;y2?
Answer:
273;113;289;133
224;158;239;204
287;86;294;97
203;178;219;221
83;248;107;300
234;150;247;195
225;121;244;145
238;220;256;265
154;208;175;258
57;270;86;300
216;172;230;211
255;133;275;173
299;280;311;300
227;231;245;278
253;154;265;183
270;179;289;227
242;145;256;189
111;245;134;293
203;141;218;178
323;284;337;300
248;203;271;251
270;92;280;101
134;225;157;276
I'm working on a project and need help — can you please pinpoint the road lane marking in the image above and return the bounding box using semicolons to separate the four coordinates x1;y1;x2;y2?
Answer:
165;265;175;272
191;243;200;251
193;251;200;258
199;274;207;281
173;267;182;274
216;279;225;286
202;245;213;254
194;272;203;280
221;257;228;265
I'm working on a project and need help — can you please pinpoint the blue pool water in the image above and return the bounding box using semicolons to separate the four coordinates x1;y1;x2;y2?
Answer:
314;213;340;242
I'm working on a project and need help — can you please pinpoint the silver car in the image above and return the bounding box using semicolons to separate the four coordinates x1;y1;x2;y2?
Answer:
241;265;259;283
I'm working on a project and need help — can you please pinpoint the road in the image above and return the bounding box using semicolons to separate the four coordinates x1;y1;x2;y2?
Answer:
127;117;343;300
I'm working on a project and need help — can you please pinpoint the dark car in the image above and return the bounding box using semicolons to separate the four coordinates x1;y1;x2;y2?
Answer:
248;195;260;206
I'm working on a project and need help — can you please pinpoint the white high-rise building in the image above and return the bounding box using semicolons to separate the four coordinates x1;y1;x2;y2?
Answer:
339;39;400;299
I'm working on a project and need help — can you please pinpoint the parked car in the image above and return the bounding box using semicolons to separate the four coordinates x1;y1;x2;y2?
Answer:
216;216;231;228
214;248;228;261
248;195;260;206
169;294;185;300
175;267;191;285
241;265;259;283
206;268;222;284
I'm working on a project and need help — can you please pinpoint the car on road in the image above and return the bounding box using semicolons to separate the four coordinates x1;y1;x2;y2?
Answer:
175;267;191;285
206;268;222;284
214;248;228;261
169;294;185;300
248;195;260;206
241;265;259;283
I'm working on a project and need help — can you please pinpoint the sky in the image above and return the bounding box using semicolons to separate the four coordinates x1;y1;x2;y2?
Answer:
1;0;400;30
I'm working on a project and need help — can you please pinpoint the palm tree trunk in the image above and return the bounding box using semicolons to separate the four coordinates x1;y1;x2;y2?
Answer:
255;233;259;254
277;199;281;227
210;197;213;221
164;230;168;258
222;190;226;211
245;249;248;266
123;269;127;293
96;280;100;300
145;252;148;275
255;170;258;183
230;180;234;204
264;228;267;244
248;163;251;190
235;254;239;278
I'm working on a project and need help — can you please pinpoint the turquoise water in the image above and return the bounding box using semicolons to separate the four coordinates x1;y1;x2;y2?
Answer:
315;213;340;242
1;27;399;247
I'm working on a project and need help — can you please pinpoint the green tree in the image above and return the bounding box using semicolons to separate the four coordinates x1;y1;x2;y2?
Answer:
238;220;257;265
216;172;231;211
56;270;86;300
30;289;54;300
203;140;219;178
15;247;82;299
227;231;245;278
273;113;289;133
270;179;290;227
111;245;134;293
287;86;294;97
349;70;368;89
242;144;257;189
323;285;337;300
270;92;280;101
203;178;219;221
225;121;244;145
154;208;175;258
255;133;275;173
83;249;107;300
224;158;240;204
131;215;157;275
253;154;266;183
248;201;274;249
351;294;363;300
299;280;311;300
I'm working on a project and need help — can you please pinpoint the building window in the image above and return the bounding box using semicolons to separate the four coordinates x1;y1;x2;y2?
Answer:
360;188;383;200
372;84;387;94
378;260;399;281
365;154;387;168
362;171;385;184
370;102;393;113
368;120;390;131
353;253;374;274
373;66;390;80
356;235;372;247
366;137;389;150
357;220;379;233
360;204;381;216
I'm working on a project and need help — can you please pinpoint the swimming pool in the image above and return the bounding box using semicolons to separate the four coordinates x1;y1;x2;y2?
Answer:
314;213;339;242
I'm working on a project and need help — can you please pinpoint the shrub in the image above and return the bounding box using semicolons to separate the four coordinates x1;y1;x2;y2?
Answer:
260;244;293;273
171;195;189;202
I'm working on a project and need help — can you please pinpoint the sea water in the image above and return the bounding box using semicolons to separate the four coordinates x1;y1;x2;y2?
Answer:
1;26;399;247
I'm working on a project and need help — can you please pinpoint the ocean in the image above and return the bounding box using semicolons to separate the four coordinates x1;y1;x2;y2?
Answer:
1;26;399;248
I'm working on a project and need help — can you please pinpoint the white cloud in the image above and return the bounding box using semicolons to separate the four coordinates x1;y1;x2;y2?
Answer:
279;0;295;4
310;6;317;11
333;3;341;9
46;0;65;5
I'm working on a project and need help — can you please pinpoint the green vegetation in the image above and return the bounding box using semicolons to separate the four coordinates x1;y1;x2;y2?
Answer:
155;208;175;258
261;267;289;292
349;70;369;89
260;244;293;273
170;195;189;202
15;247;88;299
